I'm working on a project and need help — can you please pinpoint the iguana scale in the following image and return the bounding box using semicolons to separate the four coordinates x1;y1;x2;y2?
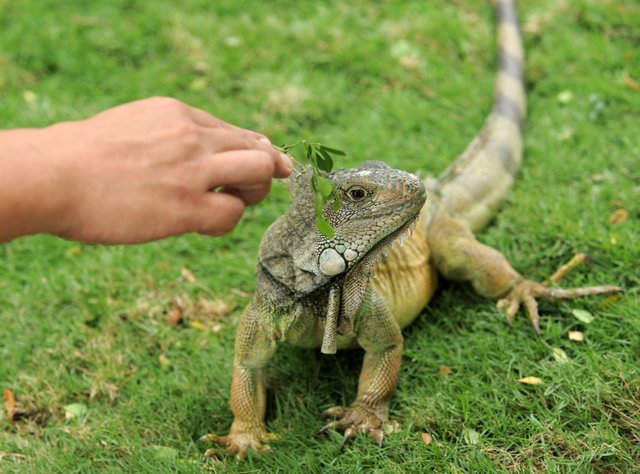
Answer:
203;0;622;456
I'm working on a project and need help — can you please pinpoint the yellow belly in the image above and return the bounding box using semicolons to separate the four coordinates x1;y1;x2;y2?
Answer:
371;225;437;329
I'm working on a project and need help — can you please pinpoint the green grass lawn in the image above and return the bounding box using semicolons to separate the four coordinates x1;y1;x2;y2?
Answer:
1;0;639;472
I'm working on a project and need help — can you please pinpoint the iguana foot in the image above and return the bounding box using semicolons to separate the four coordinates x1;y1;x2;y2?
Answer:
200;428;278;459
317;405;394;449
497;279;623;335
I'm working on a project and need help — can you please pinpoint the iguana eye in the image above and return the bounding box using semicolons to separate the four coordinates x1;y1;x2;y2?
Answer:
347;186;367;201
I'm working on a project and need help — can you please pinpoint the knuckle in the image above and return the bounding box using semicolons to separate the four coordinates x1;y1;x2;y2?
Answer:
169;121;201;144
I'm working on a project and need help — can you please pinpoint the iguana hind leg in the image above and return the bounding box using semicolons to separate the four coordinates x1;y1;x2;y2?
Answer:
318;290;403;449
428;214;623;334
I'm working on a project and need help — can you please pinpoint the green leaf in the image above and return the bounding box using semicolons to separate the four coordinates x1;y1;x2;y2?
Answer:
315;175;333;199
315;216;334;238
552;347;571;364
571;309;594;324
64;403;88;421
462;427;480;445
332;195;341;212
320;145;346;156
316;148;334;172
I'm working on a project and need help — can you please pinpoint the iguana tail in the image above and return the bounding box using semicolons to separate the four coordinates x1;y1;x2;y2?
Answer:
425;0;525;232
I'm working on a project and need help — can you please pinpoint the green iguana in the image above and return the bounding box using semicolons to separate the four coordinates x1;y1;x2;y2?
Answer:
202;0;622;456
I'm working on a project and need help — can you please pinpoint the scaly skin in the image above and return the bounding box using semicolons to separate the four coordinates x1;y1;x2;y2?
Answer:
203;0;622;457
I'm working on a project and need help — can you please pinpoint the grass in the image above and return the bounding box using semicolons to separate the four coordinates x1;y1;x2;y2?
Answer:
1;0;639;472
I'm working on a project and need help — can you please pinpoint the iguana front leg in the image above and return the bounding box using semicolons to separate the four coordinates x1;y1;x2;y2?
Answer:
201;299;280;457
319;290;403;448
427;214;622;333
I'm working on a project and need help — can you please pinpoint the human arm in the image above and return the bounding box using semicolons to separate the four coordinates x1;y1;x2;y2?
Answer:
0;97;291;244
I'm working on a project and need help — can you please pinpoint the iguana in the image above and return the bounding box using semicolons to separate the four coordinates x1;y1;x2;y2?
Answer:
202;0;622;456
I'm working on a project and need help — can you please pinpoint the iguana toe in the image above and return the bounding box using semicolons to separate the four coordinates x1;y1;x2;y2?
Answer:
200;430;275;458
497;280;623;335
317;404;390;449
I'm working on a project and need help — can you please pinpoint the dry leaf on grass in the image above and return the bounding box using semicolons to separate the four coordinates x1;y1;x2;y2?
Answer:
568;331;584;342
599;294;622;309
622;71;640;92
438;365;453;376
608;208;629;225
3;388;16;421
517;376;543;385
180;267;197;283
166;306;184;326
421;432;433;445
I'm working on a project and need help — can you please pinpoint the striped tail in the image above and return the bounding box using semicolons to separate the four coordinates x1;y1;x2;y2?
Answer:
425;0;526;232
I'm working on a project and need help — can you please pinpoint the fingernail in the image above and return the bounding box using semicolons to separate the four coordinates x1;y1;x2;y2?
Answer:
258;136;272;146
279;153;293;172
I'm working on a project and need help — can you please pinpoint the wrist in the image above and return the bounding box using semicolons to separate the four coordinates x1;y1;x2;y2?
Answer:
0;124;75;241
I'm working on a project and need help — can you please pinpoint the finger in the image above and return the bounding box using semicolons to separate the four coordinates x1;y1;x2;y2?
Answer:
185;192;245;236
205;150;276;191
221;181;271;206
186;106;292;174
204;130;292;179
186;105;265;141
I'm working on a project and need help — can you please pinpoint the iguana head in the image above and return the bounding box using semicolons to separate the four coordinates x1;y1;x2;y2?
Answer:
313;161;426;277
258;161;425;296
284;161;426;279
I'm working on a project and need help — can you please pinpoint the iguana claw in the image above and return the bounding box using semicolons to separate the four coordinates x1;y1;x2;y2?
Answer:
200;430;277;459
317;405;389;449
497;280;623;335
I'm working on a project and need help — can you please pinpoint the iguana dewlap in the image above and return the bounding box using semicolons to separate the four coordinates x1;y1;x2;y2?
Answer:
202;0;622;457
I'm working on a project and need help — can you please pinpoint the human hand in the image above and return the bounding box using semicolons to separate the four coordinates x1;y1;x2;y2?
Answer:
0;97;292;244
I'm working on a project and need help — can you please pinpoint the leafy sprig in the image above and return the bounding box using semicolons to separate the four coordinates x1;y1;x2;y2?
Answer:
275;141;345;238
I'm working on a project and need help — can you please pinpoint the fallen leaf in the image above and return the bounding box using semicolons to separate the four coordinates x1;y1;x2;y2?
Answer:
608;208;629;224
552;347;570;364
572;309;594;324
421;432;433;445
196;299;229;319
557;90;573;104
438;365;453;376
517;376;543;385
22;90;37;103
65;246;82;258
568;331;584;342
180;267;197;283
548;253;586;283
158;354;170;370
462;427;480;445
622;70;640;92
64;403;88;421
599;294;622;309
166;306;183;326
3;388;16;421
190;321;205;331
